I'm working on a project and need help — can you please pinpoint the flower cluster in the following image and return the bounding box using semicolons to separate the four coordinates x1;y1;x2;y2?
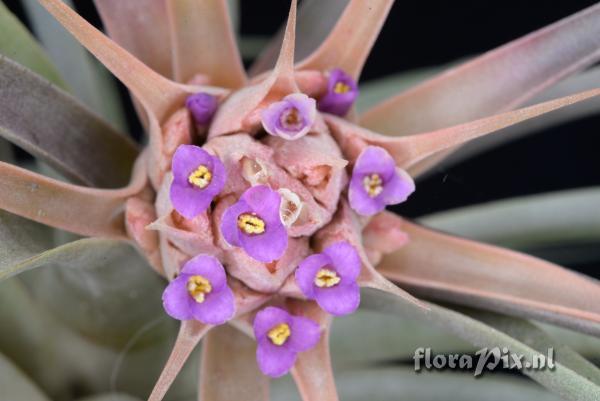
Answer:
161;68;415;377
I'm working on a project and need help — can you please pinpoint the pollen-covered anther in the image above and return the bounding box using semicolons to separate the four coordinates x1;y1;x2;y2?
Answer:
363;173;383;197
280;107;304;130
333;81;351;94
314;268;341;288
188;165;212;188
237;213;266;235
268;323;291;346
186;274;212;303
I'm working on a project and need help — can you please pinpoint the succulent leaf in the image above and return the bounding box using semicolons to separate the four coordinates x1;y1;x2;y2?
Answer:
167;0;246;88
361;3;600;175
377;216;600;336
0;351;50;401
0;55;137;188
0;0;66;89
363;291;600;401
21;0;127;130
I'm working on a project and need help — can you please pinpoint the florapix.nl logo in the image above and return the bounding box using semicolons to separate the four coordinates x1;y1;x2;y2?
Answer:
413;347;556;377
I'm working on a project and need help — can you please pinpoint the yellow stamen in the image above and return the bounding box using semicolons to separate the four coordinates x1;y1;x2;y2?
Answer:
363;173;383;197
280;107;303;128
188;165;212;189
314;268;341;288
268;323;291;346
333;81;351;94
237;213;266;235
186;275;212;303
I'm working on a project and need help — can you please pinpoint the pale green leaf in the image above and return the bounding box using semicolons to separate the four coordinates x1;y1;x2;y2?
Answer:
16;238;166;348
272;366;565;401
420;187;600;251
0;0;66;88
363;290;600;401
0;351;50;401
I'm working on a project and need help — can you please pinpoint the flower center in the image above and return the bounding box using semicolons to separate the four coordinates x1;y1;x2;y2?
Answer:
237;213;266;235
333;81;351;94
268;323;291;346
280;107;304;130
188;165;212;189
363;173;383;197
186;275;212;303
314;268;341;288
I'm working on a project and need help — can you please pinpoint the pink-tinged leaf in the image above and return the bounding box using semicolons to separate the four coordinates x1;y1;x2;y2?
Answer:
249;0;348;76
376;214;600;336
326;87;600;171
94;0;173;78
208;0;299;138
0;55;138;188
0;154;147;238
167;0;246;88
148;321;210;401
37;0;220;123
360;3;600;175
296;0;394;80
199;324;269;401
289;301;339;401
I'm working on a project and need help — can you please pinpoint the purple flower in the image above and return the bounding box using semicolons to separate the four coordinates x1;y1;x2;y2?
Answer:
162;254;235;325
295;242;361;316
170;145;226;219
253;306;320;377
221;185;288;262
261;93;316;140
186;92;218;125
317;68;359;116
348;146;415;216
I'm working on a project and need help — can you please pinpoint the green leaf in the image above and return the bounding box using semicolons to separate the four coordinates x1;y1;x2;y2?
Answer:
420;187;600;251
0;351;50;401
0;277;196;401
0;209;53;281
330;309;472;369
0;0;66;88
16;238;166;348
21;0;126;130
0;55;138;188
272;366;565;401
363;290;600;401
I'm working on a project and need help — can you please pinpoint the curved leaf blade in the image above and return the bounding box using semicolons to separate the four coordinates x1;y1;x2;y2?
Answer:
0;55;138;188
363;291;600;401
377;216;600;336
0;352;50;401
0;1;66;88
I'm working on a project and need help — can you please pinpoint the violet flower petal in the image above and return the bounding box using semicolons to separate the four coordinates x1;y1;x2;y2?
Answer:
170;145;226;219
220;198;251;247
349;146;414;216
295;253;331;298
181;254;227;291
323;241;361;281
381;167;416;205
261;93;317;140
253;306;291;339
186;92;218;125
191;286;235;325
162;275;194;320
315;281;360;316
221;186;289;262
318;68;359;116
287;315;321;352
256;338;297;378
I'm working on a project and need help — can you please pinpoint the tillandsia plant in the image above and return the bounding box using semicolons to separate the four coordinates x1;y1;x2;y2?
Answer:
1;0;600;400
